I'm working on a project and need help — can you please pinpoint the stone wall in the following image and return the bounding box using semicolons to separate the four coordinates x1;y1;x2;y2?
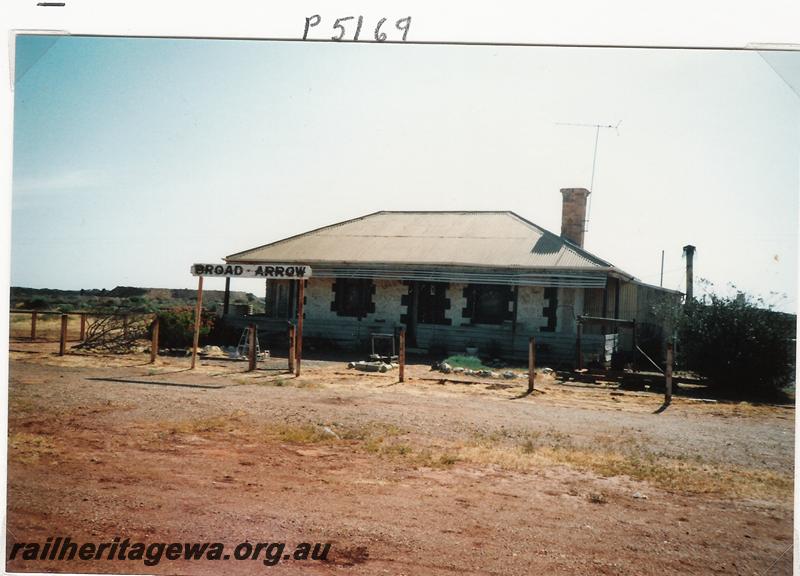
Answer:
303;280;564;332
516;286;549;332
265;277;591;360
304;278;406;326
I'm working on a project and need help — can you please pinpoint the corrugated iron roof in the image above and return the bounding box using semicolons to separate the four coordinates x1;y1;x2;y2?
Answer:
226;211;626;273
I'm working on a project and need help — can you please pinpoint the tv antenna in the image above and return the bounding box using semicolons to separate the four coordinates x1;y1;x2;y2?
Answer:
555;120;621;233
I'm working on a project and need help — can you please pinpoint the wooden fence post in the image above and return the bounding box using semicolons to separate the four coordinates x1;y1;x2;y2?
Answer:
665;341;674;405
150;316;159;364
30;311;37;340
80;313;87;341
288;324;296;373
399;329;406;383
248;323;257;372
59;314;68;356
528;337;536;393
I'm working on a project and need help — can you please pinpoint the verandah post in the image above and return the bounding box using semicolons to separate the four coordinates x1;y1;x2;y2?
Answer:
248;323;257;372
288;323;296;373
295;279;305;377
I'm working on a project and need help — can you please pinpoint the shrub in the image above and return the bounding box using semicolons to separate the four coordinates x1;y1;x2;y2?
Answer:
676;293;795;399
444;355;487;370
26;298;49;310
156;307;215;349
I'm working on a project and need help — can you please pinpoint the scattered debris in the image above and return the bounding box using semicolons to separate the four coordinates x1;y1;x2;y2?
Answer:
431;363;523;380
200;345;225;357
320;426;340;440
587;492;607;504
632;492;648;500
348;361;394;373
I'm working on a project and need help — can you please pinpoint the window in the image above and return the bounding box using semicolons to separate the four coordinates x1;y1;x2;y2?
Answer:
417;282;450;325
331;278;374;318
462;284;513;325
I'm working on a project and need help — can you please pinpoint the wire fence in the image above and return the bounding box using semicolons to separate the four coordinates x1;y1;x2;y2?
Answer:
9;310;152;343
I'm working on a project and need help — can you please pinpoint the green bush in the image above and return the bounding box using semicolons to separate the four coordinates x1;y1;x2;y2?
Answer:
155;307;215;349
444;355;488;370
26;298;49;310
676;294;795;399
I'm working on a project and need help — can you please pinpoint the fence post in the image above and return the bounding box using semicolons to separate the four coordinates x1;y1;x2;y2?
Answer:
665;341;673;405
31;311;37;340
528;337;536;393
59;314;68;356
80;313;87;341
288;324;296;373
248;323;257;372
399;329;406;383
150;316;159;364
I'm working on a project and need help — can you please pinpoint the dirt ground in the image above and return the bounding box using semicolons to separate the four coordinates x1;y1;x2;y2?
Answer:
5;341;795;575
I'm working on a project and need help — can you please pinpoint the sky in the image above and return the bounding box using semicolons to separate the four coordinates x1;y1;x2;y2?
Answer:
10;35;800;311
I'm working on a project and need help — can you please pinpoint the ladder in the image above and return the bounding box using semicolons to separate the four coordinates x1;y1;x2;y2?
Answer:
236;327;261;358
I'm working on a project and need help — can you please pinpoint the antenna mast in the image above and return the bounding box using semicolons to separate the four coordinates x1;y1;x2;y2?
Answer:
555;120;621;234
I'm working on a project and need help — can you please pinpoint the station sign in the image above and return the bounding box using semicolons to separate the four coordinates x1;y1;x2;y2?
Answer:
190;263;312;279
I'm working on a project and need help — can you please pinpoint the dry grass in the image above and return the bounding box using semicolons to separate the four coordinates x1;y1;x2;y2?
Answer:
8;432;58;463
239;377;324;389
150;414;793;499
454;427;793;500
263;421;404;445
160;411;249;436
587;492;608;504
257;421;458;469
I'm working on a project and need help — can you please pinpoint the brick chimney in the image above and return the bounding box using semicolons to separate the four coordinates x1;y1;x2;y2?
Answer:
560;188;591;248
